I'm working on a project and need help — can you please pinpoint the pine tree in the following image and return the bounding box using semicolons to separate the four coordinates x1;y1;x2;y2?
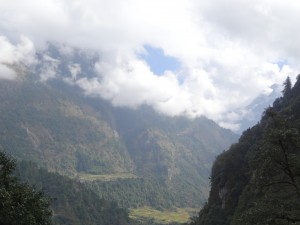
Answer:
283;76;292;97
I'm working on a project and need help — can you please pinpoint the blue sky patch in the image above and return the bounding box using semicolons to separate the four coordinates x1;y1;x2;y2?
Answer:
141;45;180;75
277;59;288;70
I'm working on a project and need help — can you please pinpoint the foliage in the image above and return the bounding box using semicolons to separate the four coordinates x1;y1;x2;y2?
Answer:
0;151;52;225
231;110;300;225
15;160;130;225
283;76;292;97
87;178;175;209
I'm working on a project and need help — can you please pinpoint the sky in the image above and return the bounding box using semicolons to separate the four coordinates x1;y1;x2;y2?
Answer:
140;46;180;76
1;0;300;131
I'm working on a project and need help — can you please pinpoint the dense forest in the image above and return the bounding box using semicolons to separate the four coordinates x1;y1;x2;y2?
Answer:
16;160;131;225
191;76;300;225
0;150;52;225
0;150;131;225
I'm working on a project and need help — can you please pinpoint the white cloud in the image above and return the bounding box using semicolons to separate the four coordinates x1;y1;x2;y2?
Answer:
0;65;17;80
37;54;59;82
0;35;35;79
68;64;81;80
1;0;300;130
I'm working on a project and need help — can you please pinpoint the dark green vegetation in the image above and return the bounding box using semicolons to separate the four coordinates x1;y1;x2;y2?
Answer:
15;160;130;225
0;150;130;225
0;76;237;210
191;76;300;225
0;151;52;225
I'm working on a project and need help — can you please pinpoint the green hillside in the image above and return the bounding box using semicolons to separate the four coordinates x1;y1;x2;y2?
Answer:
191;76;300;225
0;80;133;176
14;159;130;225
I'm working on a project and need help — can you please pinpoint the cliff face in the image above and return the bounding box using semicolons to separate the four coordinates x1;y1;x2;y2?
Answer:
192;76;300;225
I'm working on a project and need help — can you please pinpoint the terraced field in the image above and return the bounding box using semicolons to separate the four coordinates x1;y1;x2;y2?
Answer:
129;206;199;224
77;173;138;182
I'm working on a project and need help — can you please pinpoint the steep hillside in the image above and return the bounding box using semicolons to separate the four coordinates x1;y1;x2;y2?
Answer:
191;76;300;225
0;80;133;176
109;106;237;207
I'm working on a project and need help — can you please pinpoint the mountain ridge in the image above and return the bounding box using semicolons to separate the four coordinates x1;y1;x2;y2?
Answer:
0;43;238;210
0;76;238;209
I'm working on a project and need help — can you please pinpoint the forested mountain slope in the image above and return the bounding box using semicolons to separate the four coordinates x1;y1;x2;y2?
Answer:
0;72;237;209
191;76;300;225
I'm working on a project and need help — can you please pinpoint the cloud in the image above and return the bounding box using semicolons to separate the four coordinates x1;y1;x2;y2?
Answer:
38;54;60;82
1;0;300;130
0;35;35;79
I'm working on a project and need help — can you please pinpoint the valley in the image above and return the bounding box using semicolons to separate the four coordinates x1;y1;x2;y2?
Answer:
0;76;238;224
1;43;298;225
1;1;299;224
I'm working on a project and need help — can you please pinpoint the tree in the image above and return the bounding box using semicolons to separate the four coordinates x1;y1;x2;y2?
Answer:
0;150;53;225
261;110;300;197
283;76;292;98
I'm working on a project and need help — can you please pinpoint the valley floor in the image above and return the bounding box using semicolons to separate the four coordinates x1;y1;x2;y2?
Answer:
129;206;199;224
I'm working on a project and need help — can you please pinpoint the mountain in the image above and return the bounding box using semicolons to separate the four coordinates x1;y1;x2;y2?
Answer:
0;78;237;209
0;44;237;214
0;43;238;211
191;76;300;225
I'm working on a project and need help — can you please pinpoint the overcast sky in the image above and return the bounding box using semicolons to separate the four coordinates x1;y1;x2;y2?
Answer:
1;0;300;131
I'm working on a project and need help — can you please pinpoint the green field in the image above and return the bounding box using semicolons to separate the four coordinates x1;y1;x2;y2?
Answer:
77;173;138;182
129;206;199;224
